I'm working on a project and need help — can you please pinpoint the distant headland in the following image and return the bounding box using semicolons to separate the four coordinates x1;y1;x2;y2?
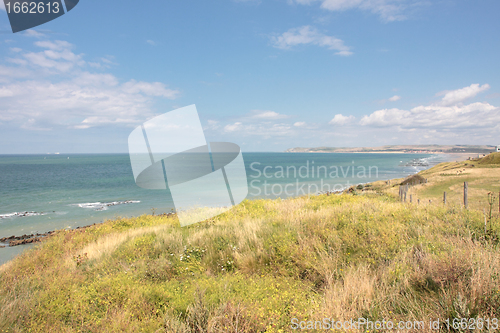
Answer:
285;144;497;154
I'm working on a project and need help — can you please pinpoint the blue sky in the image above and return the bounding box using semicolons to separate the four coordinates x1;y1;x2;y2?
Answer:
0;0;499;153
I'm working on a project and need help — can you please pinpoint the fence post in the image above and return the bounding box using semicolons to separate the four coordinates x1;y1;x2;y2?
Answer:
410;194;413;203
418;199;420;205
443;192;447;205
464;182;468;209
404;192;407;203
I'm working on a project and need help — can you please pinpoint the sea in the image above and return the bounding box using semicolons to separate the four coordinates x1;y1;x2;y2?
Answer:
0;152;451;265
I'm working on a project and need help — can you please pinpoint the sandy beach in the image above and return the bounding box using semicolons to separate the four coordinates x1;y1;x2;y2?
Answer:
444;152;489;162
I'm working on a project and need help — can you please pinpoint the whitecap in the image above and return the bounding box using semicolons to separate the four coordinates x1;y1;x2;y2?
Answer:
71;200;141;211
0;211;47;219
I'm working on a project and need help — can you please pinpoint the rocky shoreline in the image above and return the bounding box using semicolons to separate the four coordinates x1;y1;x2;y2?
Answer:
0;212;176;249
0;232;55;248
0;224;96;248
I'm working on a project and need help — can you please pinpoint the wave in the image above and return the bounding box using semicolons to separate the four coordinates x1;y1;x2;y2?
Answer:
72;200;141;211
400;158;430;168
0;211;47;219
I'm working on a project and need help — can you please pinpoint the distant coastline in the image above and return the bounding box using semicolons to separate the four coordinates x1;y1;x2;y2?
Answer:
285;144;496;156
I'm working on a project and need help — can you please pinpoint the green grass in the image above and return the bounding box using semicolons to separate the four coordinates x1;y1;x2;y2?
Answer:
419;177;480;197
477;152;500;165
1;180;500;332
369;152;500;211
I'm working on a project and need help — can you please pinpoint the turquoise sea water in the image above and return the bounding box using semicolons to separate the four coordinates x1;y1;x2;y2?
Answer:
0;153;450;265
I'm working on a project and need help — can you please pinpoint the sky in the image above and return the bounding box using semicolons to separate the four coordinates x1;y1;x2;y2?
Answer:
0;0;499;153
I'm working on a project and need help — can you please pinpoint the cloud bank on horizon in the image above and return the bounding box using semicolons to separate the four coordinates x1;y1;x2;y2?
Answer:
209;83;499;147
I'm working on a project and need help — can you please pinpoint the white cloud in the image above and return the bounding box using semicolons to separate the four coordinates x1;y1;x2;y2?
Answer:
20;118;51;131
0;65;32;82
329;114;355;125
24;30;45;38
10;48;22;53
249;110;290;120
319;0;364;11
72;72;119;87
0;80;155;126
34;40;73;51
211;85;498;148
217;110;296;138
359;108;410;126
146;40;156;46
204;107;321;142
224;122;243;132
20;40;85;72
361;84;497;132
291;0;316;3
360;88;500;131
271;26;352;56
225;122;293;138
101;56;116;65
88;62;102;68
204;120;220;131
0;39;181;130
388;95;401;102
0;87;14;97
204;109;297;140
438;83;490;106
6;58;28;65
87;56;117;69
289;0;424;22
122;80;180;98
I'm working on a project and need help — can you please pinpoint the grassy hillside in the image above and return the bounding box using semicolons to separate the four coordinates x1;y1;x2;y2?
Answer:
367;152;500;212
1;159;500;332
477;152;500;165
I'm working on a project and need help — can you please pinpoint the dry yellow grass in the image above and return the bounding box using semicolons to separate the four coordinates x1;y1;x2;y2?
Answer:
371;153;500;212
78;224;173;262
0;158;499;332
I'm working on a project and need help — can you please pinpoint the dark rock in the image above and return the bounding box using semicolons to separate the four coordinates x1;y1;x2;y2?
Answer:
9;237;43;246
0;236;16;242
